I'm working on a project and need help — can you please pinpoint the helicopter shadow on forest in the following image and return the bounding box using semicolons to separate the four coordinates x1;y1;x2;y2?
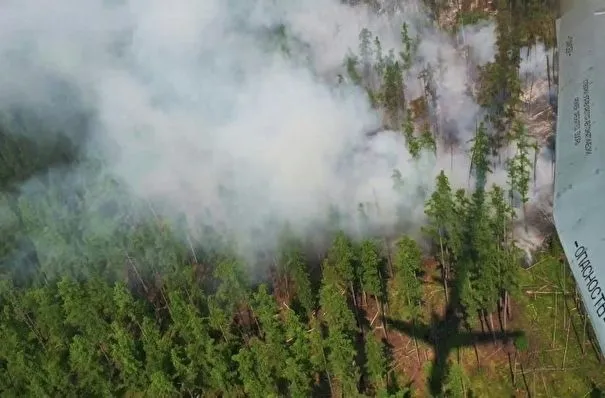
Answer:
384;286;525;396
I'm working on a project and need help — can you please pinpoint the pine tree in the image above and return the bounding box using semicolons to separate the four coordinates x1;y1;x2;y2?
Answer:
403;109;421;159
345;55;362;85
506;119;534;229
213;257;250;330
359;27;374;82
469;121;491;191
283;309;314;397
166;282;216;394
459;187;500;334
424;171;456;302
442;361;470;398
249;284;289;390
399;22;414;71
364;333;388;395
392;237;423;319
459;124;502;329
420;123;436;154
307;314;330;386
374;36;385;76
325;231;360;318
58;277;117;392
233;337;280;397
319;266;360;396
380;50;405;128
358;239;384;307
489;185;521;328
391;236;423;364
478;0;523;138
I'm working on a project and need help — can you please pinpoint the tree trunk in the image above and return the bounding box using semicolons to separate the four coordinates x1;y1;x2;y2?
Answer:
350;282;364;337
413;318;421;365
552;291;557;348
482;310;490;338
186;233;199;264
14;304;45;349
523;202;528;234
384;238;394;277
284;270;290;302
489;312;497;345
506;291;512;321
533;146;538;191
497;295;503;331
513;350;518;384
520;362;531;398
127;255;149;293
479;310;486;334
377;269;389;341
546;54;551;92
509;352;516;385
581;313;588;355
439;235;449;304
503;291;508;330
378;300;388;341
322;347;334;395
473;337;480;366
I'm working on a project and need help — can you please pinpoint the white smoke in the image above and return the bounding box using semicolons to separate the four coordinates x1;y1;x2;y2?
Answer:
0;0;555;267
463;21;497;65
520;43;550;81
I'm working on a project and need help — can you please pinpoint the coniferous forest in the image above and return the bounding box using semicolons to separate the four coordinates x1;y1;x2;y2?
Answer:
1;0;604;397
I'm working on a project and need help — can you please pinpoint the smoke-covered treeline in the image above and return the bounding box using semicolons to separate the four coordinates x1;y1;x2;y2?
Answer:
0;152;527;396
0;0;562;395
0;0;555;276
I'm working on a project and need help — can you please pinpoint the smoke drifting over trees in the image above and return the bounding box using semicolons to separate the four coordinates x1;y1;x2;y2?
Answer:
0;0;553;269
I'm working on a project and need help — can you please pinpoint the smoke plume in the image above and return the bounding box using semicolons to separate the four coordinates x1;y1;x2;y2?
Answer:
0;0;552;271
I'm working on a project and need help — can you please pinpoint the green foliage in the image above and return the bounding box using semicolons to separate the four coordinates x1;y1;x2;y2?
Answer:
379;50;405;127
475;0;549;139
443;361;470;398
364;333;388;394
506;119;535;206
283;309;314;397
392;237;423;319
489;185;522;298
458;186;500;318
420;124;436;154
319;266;357;334
469;121;491;191
325;231;356;286
359;239;384;302
399;22;417;71
424;170;462;303
403;109;421;159
286;247;315;315
456;9;491;26
319;265;360;395
514;333;529;352
345;55;363;85
233;337;280;397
